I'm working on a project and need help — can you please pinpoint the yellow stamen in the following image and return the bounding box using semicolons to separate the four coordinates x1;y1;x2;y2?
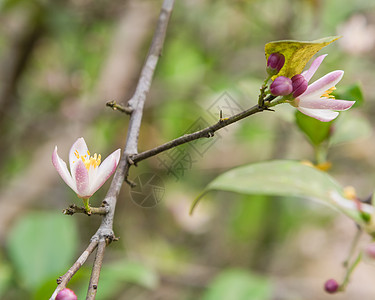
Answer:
73;149;101;170
321;86;336;99
344;186;357;200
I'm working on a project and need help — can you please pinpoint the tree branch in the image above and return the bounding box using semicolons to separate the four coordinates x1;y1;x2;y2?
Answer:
50;1;174;299
125;0;174;155
87;241;107;300
50;241;98;300
91;0;174;242
131;103;271;164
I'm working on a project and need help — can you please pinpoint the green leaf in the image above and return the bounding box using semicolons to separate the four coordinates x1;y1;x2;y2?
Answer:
295;110;332;146
265;36;339;78
330;112;372;145
202;269;272;300
6;211;78;291
332;82;364;108
0;254;12;298
191;160;363;224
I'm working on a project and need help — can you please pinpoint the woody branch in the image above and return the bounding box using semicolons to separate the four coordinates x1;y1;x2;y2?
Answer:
50;0;175;299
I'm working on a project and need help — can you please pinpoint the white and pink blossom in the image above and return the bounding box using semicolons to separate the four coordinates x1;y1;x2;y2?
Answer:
290;55;355;122
52;137;121;199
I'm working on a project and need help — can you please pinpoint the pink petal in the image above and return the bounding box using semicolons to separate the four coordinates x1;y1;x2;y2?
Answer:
69;137;89;172
303;71;344;99
302;54;327;82
52;147;78;194
90;149;121;195
73;159;90;198
298;107;339;122
299;98;355;111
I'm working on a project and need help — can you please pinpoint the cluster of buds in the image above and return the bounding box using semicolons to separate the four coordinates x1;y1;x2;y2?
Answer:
266;53;309;98
264;52;355;122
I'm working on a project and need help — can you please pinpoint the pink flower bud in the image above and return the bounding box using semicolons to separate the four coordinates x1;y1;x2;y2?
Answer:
291;74;308;98
267;53;285;75
365;242;375;259
324;279;339;294
270;76;293;96
56;288;77;300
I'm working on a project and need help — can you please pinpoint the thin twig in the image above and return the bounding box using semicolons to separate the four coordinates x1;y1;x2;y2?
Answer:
63;204;108;216
50;241;99;300
87;241;107;300
106;100;133;114
131;103;269;164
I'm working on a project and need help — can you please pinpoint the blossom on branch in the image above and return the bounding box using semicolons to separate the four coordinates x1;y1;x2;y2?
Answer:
52;137;121;199
56;288;77;300
289;55;355;122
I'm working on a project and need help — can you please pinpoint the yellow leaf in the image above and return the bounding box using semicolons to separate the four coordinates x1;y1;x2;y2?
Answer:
265;36;340;78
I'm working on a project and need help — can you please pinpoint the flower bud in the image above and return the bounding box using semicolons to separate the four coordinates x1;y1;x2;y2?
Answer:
270;76;293;96
267;53;285;75
56;288;77;300
291;74;308;98
324;279;339;294
365;242;375;259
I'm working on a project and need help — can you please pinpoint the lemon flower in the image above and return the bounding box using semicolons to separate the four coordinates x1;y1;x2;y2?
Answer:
52;138;121;210
290;54;355;122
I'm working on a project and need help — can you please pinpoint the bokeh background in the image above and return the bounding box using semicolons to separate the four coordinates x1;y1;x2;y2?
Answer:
1;0;375;299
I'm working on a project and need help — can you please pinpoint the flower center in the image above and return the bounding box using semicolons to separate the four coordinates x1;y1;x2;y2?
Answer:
321;86;336;99
74;150;101;171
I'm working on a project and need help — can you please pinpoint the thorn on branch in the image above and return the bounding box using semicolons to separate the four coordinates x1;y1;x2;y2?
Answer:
124;175;137;188
106;100;133;115
127;155;136;166
257;104;275;112
207;131;215;137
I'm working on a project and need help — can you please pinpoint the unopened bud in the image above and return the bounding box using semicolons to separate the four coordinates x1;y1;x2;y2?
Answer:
291;74;308;98
267;53;285;75
324;279;339;294
365;243;375;259
56;288;77;300
270;76;293;96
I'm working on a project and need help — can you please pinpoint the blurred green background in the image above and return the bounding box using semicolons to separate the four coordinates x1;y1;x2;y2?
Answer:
1;0;375;299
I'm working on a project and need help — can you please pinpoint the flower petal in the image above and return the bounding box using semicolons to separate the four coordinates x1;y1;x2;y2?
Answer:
52;146;78;194
330;191;375;215
303;70;344;99
73;159;90;198
298;107;339;122
299;98;355;111
90;149;121;195
302;54;327;82
69;137;89;172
